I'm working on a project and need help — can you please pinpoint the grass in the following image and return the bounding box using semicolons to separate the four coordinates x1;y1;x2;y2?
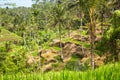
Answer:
62;37;90;48
0;62;120;80
0;26;21;42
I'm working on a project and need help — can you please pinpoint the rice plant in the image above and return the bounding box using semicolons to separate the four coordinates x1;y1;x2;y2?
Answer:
1;62;120;80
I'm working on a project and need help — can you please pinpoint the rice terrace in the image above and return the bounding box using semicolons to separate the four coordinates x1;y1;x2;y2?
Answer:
0;0;120;80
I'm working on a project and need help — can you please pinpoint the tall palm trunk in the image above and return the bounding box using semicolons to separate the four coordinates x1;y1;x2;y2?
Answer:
101;11;105;36
79;11;85;55
59;23;63;62
89;8;96;69
90;23;95;69
80;18;85;55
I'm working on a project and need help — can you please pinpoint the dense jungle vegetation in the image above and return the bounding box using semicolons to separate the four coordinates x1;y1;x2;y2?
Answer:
0;0;120;80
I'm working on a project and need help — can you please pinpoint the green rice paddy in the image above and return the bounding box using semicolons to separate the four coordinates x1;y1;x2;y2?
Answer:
1;62;120;80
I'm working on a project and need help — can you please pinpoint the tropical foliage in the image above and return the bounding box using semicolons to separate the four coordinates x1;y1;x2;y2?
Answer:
0;0;120;79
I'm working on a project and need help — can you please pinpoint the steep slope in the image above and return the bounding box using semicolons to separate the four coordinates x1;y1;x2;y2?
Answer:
34;25;106;72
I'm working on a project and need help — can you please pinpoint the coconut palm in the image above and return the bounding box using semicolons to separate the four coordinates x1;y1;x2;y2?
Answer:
48;2;67;61
67;0;89;60
68;0;99;69
87;0;99;70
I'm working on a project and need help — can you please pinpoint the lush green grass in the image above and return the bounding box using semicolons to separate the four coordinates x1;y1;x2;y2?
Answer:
0;26;21;42
1;62;120;80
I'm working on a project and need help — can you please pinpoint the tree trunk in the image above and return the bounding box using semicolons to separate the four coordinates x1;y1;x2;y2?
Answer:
59;24;63;62
80;18;85;55
89;8;96;70
79;11;85;55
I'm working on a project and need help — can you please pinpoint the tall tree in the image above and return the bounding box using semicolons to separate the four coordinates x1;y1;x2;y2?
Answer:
68;0;99;69
48;2;67;61
87;0;98;70
67;0;89;57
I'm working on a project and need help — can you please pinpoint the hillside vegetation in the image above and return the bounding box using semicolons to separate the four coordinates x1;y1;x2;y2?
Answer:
0;0;120;79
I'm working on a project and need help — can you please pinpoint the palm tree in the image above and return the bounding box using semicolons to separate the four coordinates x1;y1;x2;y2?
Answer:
48;2;67;62
89;7;96;70
67;0;90;58
68;0;99;69
88;0;102;69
